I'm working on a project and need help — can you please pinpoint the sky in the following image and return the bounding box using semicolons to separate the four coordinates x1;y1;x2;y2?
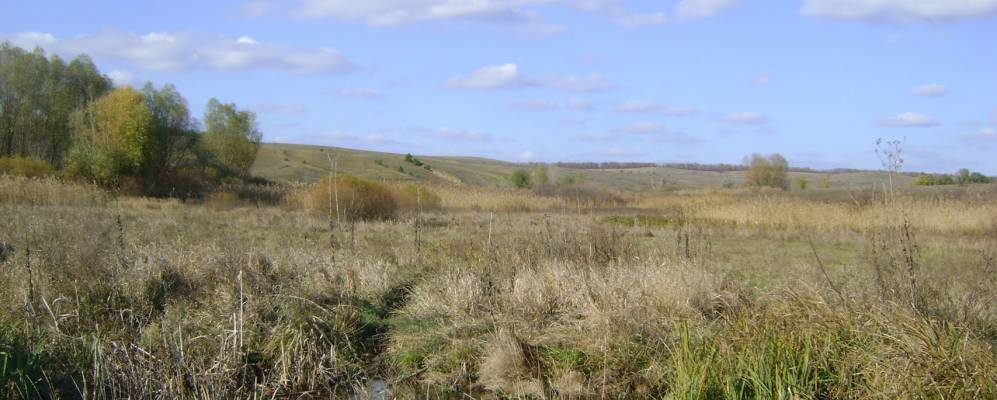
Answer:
2;0;996;173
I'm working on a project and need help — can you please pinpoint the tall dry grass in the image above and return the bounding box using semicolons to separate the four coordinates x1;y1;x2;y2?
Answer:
0;176;994;398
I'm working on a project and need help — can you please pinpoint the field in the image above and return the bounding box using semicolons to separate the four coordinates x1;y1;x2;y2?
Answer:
1;174;995;399
252;143;915;191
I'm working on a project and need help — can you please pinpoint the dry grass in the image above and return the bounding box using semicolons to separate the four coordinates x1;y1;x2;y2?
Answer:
0;176;994;399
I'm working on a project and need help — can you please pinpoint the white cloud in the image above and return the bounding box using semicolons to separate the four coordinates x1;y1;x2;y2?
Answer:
446;63;610;91
509;100;559;110
282;0;670;29
754;73;771;85
723;111;768;124
676;0;742;18
566;99;594;111
577;132;621;141
911;83;948;97
106;69;137;86
605;147;646;157
328;88;385;100
3;29;353;74
615;100;699;116
252;102;308;114
801;0;997;22
614;122;667;134
2;32;56;48
962;127;997;142
519;150;536;161
615;100;658;113
880;112;939;127
432;128;493;141
447;63;522;89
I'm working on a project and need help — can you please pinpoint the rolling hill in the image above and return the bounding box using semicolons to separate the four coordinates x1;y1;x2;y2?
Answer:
251;142;913;191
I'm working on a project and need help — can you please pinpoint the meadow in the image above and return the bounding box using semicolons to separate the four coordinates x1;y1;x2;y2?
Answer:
1;174;995;399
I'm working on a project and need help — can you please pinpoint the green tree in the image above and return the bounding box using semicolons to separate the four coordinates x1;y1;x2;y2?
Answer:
956;168;971;185
510;170;532;189
66;87;153;186
141;83;198;177
744;153;789;190
201;98;261;178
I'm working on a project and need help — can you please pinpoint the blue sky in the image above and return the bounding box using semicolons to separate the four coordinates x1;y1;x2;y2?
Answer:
3;0;996;173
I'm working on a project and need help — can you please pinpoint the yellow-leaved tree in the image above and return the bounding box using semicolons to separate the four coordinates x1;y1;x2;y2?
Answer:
67;87;153;187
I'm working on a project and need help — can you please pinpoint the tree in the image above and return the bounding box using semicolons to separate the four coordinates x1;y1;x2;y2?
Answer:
201;98;261;178
0;43;110;165
510;170;532;189
66;87;153;186
141;83;198;177
955;168;971;185
744;153;789;190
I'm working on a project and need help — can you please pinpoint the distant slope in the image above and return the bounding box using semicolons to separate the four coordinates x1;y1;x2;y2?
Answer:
251;143;912;191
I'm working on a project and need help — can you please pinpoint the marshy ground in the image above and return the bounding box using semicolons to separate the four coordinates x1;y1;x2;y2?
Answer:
1;176;995;398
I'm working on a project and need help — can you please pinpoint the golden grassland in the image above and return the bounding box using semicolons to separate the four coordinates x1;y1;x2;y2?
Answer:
0;175;995;399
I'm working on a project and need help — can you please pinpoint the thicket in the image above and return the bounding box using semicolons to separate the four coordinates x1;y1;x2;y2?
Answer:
914;169;992;186
744;153;789;190
0;42;260;197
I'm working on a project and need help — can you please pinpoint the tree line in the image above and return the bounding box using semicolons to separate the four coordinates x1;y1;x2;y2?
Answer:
0;42;261;197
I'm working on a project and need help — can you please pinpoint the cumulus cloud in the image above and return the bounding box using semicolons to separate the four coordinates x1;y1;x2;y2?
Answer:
2;29;353;74
911;83;948;97
446;63;611;91
676;0;742;18
880;112;939;127
614;100;699;116
519;150;536;161
432;128;493;141
801;0;997;22
723;111;768;124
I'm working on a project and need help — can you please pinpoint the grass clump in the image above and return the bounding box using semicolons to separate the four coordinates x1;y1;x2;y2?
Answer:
0;156;57;178
298;174;398;221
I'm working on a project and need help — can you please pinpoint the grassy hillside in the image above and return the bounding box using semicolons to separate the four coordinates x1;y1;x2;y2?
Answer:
252;142;913;191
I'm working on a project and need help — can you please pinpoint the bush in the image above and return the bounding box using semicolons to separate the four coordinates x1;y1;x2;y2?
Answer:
204;191;246;210
0;156;56;178
306;175;397;221
510;170;532;189
393;184;442;213
744;153;789;190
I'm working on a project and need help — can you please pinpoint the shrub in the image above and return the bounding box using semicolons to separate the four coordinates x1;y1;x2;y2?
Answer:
0;156;56;178
744;153;789;190
794;177;808;190
393;184;442;213
307;175;397;221
510;170;532;189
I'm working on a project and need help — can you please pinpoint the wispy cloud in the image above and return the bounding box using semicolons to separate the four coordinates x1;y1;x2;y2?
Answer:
753;73;771;86
880;112;939;127
801;0;997;22
327;88;385;100
911;83;948;97
508;100;559;110
723;111;768;124
675;0;743;18
446;63;611;91
252;102;308;114
3;29;353;74
431;128;493;142
615;100;699;116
